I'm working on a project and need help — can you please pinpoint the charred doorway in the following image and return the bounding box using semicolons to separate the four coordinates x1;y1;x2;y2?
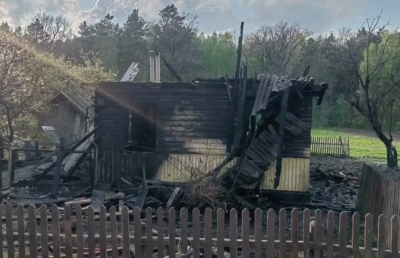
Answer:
126;103;157;152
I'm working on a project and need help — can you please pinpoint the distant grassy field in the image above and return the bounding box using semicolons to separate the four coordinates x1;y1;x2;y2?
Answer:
311;128;400;159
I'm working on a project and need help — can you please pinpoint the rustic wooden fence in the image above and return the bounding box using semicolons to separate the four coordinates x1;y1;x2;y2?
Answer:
311;136;350;157
1;204;399;258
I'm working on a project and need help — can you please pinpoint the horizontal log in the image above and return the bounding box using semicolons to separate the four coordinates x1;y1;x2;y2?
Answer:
157;131;229;138
156;104;230;111
156;147;227;155
158;121;232;128
157;126;230;133
156;142;227;149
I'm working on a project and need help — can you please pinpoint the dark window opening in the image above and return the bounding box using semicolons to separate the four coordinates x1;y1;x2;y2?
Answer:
125;103;157;152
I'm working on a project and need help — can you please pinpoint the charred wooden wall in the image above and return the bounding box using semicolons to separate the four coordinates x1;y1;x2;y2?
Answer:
46;102;89;144
94;82;231;155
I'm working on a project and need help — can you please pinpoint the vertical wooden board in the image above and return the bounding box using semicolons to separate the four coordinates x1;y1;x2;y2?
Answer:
378;215;386;258
0;206;3;258
391;216;399;257
339;212;348;258
52;206;61;258
352;213;360;258
326;211;335;258
109;206;118;258
193;208;200;258
6;204;14;258
64;206;72;258
169;208;176;258
76;206;84;258
157;208;165;258
302;209;310;258
100;206;107;258
314;210;322;258
146;208;154;258
279;209;287;258
268;209;276;258
205;208;213;258
364;214;373;258
17;205;26;258
291;209;298;258
87;206;96;258
230;209;238;258
180;208;188;255
40;205;49;258
217;208;225;258
254;209;262;258
134;207;143;258
242;209;250;258
122;207;130;258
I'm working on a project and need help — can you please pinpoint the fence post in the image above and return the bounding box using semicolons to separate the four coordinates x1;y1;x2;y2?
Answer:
7;143;16;188
51;138;65;198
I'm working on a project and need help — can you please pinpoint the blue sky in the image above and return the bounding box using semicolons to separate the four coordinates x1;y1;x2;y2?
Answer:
0;0;399;35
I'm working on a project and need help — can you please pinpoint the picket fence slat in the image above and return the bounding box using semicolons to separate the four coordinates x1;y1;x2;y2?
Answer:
311;136;349;157
4;205;400;258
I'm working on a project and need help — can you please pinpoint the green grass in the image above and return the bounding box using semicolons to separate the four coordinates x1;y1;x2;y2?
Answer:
311;128;399;160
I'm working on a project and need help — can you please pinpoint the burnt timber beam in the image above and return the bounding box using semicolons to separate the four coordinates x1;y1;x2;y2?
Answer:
316;82;329;105
274;84;290;189
35;125;103;181
233;66;248;151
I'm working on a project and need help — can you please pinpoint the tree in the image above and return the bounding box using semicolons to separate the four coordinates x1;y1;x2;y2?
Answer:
341;13;399;167
199;31;237;77
0;26;115;143
118;9;149;80
26;13;71;52
244;22;313;75
150;4;201;81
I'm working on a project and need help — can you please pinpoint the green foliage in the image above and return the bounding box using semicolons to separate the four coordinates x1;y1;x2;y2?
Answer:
199;32;237;77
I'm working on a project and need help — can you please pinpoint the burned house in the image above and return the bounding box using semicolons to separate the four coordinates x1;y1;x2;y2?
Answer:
93;72;327;200
46;92;93;144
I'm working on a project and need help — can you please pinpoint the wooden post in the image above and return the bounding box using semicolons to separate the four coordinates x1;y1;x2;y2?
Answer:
7;144;16;188
51;138;65;198
274;86;289;189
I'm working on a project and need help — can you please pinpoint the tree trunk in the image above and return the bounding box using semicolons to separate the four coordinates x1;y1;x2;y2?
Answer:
386;142;398;168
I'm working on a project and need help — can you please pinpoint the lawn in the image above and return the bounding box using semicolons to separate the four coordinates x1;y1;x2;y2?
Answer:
311;128;400;160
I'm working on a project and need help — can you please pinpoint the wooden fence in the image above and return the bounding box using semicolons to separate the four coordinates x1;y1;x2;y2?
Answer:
1;204;399;258
311;136;350;157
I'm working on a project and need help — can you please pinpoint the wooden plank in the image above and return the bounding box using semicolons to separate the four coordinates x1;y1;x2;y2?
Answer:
0;206;3;258
230;209;238;258
260;75;277;110
169;208;176;258
251;74;267;115
339;212;348;258
40;205;49;258
327;211;335;258
352;212;360;258
365;214;373;258
76;206;84;258
268;209;276;258
6;204;14;258
110;206;118;258
292;209;299;258
279;209;287;258
122;207;130;258
193;208;200;258
242;209;250;258
254;209;262;258
87;206;95;258
52;206;61;258
217;208;225;258
314;210;322;258
205;208;213;258
134;207;142;258
303;209;310;258
17;205;26;258
99;206;107;258
233;65;248;151
157;208;164;258
146;208;153;258
378;215;386;258
391;216;399;257
64;206;72;258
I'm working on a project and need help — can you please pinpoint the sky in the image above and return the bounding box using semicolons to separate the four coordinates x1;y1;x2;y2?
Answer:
0;0;399;35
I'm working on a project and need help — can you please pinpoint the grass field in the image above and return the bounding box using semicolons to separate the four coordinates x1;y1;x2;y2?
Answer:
311;128;400;159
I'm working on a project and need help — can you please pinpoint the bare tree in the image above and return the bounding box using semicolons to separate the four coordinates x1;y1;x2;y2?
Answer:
244;22;313;74
340;13;399;168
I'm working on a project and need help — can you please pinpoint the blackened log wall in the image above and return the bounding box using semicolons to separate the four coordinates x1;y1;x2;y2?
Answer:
94;82;232;155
